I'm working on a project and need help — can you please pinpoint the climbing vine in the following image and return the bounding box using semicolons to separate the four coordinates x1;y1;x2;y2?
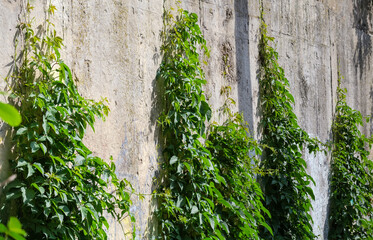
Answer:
207;86;272;239
156;7;270;239
328;73;373;239
1;2;134;239
258;2;320;239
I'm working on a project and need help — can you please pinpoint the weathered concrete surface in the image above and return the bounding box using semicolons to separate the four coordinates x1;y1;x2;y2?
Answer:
1;0;372;239
0;0;21;185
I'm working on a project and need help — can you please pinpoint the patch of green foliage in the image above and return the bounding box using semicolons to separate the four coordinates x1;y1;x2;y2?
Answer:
1;2;135;239
207;87;272;239
0;217;26;240
328;73;373;239
258;2;320;239
156;7;271;240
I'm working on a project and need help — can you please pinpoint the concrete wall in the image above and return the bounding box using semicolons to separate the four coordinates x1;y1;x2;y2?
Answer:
1;0;372;239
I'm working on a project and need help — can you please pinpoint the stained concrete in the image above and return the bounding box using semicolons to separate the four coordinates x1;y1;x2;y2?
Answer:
1;0;372;239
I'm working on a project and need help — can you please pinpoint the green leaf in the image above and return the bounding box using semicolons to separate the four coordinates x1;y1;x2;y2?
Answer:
74;155;85;166
8;232;27;240
183;162;193;174
221;221;229;234
218;199;232;209
209;216;215;231
0;102;21;126
30;141;40;153
81;207;88;221
200;101;211;120
39;142;47;154
170;155;178;165
16;159;28;168
21;187;35;204
191;205;199;214
56;210;64;223
32;163;44;175
0;224;7;234
176;196;185;208
7;217;26;236
31;183;45;195
60;205;70;216
177;163;183;173
16;127;27;135
26;163;35;178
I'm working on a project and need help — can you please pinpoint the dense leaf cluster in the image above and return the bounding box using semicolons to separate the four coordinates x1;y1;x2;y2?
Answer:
258;3;319;239
1;3;134;239
156;9;270;240
207;115;271;239
328;75;373;239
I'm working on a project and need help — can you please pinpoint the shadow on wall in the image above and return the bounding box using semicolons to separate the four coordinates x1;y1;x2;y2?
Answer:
235;0;254;133
144;41;164;240
353;0;372;80
353;1;373;136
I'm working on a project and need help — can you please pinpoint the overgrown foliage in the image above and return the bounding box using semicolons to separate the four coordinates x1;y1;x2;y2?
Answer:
258;3;320;239
156;9;218;239
1;2;134;239
328;73;373;239
156;8;270;240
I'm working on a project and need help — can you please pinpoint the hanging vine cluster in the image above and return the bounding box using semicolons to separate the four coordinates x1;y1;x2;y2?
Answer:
328;73;373;239
155;7;270;240
1;2;135;239
257;2;321;239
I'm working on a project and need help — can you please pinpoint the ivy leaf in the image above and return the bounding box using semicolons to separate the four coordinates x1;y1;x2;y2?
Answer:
170;156;178;165
26;164;35;178
200;101;211;120
16;159;28;168
221;221;229;234
60;205;70;216
56;210;64;224
31;183;45;195
7;217;27;239
0;223;7;234
32;163;44;175
39;143;47;154
0;102;22;126
21;188;35;204
30;141;40;153
209;216;215;231
183;162;193;174
81;207;88;221
42;117;49;133
176;196;185;208
16;127;27;135
74;155;85;166
191;205;199;214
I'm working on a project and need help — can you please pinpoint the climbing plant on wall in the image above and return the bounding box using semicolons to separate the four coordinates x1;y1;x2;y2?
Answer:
156;8;220;239
1;2;135;239
258;2;320;239
328;73;373;239
206;86;272;239
156;7;271;240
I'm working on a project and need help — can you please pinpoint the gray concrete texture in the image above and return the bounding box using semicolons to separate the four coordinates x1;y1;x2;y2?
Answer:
0;0;372;239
